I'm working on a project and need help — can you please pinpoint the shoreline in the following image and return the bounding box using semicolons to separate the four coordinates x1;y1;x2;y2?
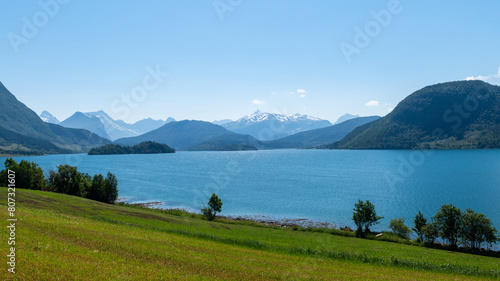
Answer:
122;200;345;229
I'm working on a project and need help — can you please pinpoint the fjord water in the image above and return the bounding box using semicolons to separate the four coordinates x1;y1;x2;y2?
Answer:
3;149;500;231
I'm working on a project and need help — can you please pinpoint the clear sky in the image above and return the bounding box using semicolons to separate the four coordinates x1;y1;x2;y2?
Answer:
1;0;499;123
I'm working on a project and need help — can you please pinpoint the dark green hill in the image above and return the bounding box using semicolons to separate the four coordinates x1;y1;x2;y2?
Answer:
0;82;110;155
327;81;500;149
115;120;261;151
271;116;380;148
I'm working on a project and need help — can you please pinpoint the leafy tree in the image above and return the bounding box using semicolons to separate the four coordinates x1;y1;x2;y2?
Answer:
413;211;427;240
201;193;223;221
421;222;439;244
389;217;412;239
87;174;106;202
460;209;498;250
51;165;86;197
103;172;118;204
0;158;46;190
433;204;462;248
352;199;383;238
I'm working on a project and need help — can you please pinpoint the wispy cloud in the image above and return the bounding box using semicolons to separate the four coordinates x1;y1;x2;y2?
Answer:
465;67;500;84
252;99;266;105
365;100;379;107
299;94;306;98
297;89;306;93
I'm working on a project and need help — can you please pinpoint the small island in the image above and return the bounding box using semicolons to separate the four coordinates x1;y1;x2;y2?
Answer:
88;141;175;155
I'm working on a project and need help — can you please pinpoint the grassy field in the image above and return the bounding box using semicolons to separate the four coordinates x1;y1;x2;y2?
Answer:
1;188;499;280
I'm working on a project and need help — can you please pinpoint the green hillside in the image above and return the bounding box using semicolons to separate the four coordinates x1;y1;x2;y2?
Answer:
2;188;499;280
327;81;500;149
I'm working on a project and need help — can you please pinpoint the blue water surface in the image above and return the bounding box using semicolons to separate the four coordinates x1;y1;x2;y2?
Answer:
2;149;499;231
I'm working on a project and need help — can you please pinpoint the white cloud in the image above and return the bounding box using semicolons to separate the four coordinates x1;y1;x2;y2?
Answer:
464;67;500;84
365;100;379;107
252;99;266;105
297;89;306;93
465;75;489;81
299;94;306;98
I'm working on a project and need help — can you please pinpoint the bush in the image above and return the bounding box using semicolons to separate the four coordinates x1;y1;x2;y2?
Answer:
389;218;412;239
352;199;383;238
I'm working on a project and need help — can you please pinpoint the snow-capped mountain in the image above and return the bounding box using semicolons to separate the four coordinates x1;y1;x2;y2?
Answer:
222;110;332;141
39;110;60;124
59;110;175;141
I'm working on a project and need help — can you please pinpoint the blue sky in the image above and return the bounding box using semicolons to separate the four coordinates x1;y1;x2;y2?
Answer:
1;0;499;123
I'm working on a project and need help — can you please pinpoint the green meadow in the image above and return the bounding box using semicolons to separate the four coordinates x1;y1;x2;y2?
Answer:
1;188;499;280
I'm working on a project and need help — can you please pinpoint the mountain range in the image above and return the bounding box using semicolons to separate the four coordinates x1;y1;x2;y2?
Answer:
0;82;110;155
221;110;333;141
6;80;499;155
50;110;175;141
326;81;500;149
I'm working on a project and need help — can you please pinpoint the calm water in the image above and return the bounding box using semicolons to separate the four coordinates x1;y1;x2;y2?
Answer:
2;149;500;232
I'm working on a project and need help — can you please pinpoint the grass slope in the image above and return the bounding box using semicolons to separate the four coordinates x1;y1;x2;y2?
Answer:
1;188;499;280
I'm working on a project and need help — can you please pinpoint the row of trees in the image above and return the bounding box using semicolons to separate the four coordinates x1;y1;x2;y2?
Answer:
352;200;499;250
0;158;118;204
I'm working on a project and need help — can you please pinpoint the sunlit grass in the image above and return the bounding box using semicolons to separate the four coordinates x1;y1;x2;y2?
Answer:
1;188;498;280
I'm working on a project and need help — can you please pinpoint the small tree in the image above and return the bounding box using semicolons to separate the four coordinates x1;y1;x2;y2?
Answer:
52;165;86;197
433;204;462;248
460;209;498;250
0;158;46;190
421;222;439;244
389;217;412;239
87;174;106;202
103;172;118;204
352;199;383;238
413;211;427;240
201;193;223;221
